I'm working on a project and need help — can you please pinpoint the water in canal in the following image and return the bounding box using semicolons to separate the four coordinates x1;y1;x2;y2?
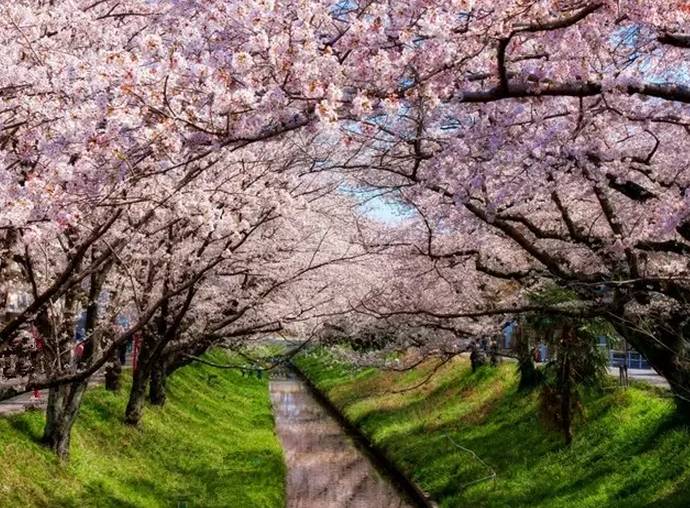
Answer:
270;375;414;508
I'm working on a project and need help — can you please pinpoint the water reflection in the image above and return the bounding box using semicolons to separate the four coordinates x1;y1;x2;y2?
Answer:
270;378;412;508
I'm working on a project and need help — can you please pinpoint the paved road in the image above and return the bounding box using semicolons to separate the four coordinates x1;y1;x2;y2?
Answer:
0;370;108;416
607;366;670;388
0;356;131;416
493;352;670;389
0;388;49;415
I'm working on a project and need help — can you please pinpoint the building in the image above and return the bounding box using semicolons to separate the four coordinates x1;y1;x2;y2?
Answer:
500;320;649;368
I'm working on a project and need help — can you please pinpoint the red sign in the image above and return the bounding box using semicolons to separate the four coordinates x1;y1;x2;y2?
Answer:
132;333;142;372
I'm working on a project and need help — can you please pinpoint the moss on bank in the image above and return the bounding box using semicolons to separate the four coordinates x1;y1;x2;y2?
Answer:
296;349;690;508
0;351;285;507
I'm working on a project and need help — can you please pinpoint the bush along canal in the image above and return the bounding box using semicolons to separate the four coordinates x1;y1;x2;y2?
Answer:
270;367;433;508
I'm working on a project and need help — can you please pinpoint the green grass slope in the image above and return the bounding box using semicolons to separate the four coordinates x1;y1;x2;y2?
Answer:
295;349;690;508
0;351;285;507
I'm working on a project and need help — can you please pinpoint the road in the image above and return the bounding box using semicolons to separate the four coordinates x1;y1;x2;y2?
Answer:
0;355;131;416
607;366;670;388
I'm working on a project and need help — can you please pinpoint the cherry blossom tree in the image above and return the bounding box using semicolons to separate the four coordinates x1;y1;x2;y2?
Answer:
312;0;690;413
4;0;690;459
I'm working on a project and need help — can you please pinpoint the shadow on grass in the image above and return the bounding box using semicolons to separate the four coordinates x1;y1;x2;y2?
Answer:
56;480;139;508
305;355;690;508
8;412;44;444
349;365;517;438
0;351;285;508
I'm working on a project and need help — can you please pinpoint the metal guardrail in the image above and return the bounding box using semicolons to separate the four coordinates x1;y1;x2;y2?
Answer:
596;343;650;369
609;351;649;369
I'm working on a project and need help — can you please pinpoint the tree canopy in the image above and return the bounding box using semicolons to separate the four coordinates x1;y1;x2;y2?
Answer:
1;0;690;458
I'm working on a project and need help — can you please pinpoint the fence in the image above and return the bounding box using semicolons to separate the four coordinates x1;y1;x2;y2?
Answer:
608;350;650;370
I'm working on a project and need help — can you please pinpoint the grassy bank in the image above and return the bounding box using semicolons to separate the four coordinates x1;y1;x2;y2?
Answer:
295;349;690;508
0;351;285;507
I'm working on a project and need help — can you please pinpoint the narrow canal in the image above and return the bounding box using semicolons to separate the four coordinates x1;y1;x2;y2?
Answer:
269;374;415;508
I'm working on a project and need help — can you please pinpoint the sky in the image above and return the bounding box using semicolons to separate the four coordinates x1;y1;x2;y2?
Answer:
344;187;412;224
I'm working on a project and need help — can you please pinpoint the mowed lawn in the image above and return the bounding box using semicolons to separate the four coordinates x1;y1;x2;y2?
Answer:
296;349;690;508
0;351;285;507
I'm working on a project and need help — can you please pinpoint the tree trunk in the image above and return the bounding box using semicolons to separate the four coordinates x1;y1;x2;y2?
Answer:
149;361;167;406
42;385;66;447
40;252;106;460
515;324;540;390
41;380;88;460
124;328;159;425
623;331;690;416
469;344;486;372
612;305;690;418
124;367;149;425
104;357;122;391
560;353;573;446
